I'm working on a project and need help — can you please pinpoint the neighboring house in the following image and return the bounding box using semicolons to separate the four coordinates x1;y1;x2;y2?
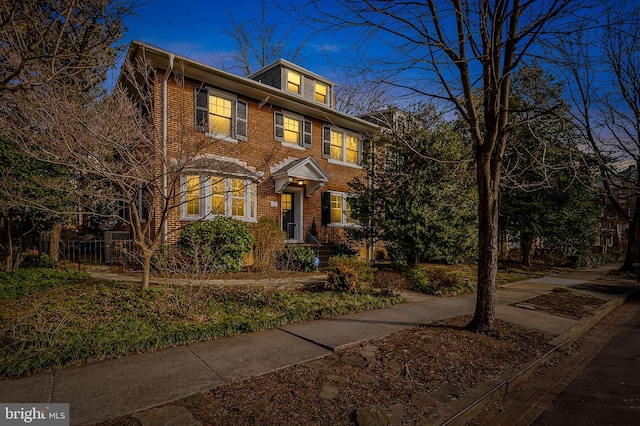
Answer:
118;41;379;246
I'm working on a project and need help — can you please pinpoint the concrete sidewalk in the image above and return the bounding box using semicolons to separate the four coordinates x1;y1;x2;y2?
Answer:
0;265;636;425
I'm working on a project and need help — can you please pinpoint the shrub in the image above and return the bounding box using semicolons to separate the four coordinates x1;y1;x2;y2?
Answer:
290;246;316;272
278;245;316;272
404;265;475;296
569;252;623;268
178;218;254;273
19;253;58;269
325;255;374;292
252;217;286;272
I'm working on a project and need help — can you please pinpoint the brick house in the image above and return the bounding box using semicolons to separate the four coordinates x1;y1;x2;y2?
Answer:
118;41;379;248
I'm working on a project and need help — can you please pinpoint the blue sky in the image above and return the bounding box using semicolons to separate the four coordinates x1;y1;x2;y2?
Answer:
109;0;351;87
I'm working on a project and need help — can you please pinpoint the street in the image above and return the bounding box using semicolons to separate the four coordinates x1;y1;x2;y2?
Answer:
471;290;640;425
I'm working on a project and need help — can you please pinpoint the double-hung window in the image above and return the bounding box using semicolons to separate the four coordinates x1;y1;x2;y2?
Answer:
287;70;301;94
274;111;312;148
322;126;362;165
195;88;247;142
181;175;256;221
322;191;357;226
315;82;328;104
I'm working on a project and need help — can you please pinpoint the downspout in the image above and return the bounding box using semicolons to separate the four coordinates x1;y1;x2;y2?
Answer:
162;54;175;243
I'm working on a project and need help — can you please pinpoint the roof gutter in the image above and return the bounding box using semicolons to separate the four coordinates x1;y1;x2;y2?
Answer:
162;53;175;243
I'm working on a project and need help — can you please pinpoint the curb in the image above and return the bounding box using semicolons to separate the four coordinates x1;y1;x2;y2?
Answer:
437;285;639;426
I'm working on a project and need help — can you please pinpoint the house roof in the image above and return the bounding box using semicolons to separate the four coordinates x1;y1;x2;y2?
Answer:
118;41;379;135
248;58;337;87
270;156;329;196
182;157;263;182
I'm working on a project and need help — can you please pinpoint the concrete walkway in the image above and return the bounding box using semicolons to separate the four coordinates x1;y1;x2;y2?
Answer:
0;265;636;425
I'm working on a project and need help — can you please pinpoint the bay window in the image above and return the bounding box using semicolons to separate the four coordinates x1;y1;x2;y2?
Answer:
181;175;256;221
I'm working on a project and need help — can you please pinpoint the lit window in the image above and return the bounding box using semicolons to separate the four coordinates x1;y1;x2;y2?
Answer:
275;112;312;148
231;179;245;217
325;192;358;226
211;179;225;215
323;126;361;165
315;82;328;103
330;194;342;223
284;116;300;144
346;135;359;164
330;130;343;160
194;88;247;141
185;176;200;216
287;70;301;94
182;175;256;221
209;96;232;136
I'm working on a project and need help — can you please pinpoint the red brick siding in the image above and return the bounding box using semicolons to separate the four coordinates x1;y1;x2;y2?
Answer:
150;71;364;243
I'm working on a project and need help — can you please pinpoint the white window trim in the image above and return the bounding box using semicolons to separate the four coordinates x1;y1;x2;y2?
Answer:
323;126;363;168
314;81;330;106
180;176;203;220
180;175;257;222
286;69;302;95
275;111;312;149
327;158;363;169
327;191;358;227
196;88;247;143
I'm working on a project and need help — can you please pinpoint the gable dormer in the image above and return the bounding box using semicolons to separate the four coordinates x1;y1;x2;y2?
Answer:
249;59;335;109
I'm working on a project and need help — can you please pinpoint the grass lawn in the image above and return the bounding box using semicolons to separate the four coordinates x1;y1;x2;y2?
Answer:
0;269;403;378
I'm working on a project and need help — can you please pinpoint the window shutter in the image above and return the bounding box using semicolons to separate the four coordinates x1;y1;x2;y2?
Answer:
358;138;364;165
194;87;208;132
274;112;284;142
236;100;248;141
321;191;331;225
322;126;331;158
303;120;312;148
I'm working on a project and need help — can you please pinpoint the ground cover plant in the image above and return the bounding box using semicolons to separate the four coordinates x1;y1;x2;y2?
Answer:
0;280;403;378
400;263;559;296
0;268;88;300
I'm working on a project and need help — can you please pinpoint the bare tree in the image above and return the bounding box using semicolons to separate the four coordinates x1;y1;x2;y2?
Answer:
305;0;582;331
552;2;640;270
215;0;310;75
0;0;138;269
1;53;263;290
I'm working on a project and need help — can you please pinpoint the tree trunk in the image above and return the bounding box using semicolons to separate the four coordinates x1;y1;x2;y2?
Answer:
141;249;153;291
0;213;14;272
48;223;61;262
621;197;640;271
521;234;533;267
468;161;498;333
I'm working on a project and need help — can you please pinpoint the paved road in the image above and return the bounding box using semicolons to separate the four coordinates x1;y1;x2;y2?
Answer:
470;290;640;425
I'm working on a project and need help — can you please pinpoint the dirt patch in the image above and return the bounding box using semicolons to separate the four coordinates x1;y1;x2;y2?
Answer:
98;283;608;426
511;288;608;320
169;316;551;426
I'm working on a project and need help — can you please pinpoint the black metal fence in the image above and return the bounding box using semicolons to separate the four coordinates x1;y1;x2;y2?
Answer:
39;232;135;265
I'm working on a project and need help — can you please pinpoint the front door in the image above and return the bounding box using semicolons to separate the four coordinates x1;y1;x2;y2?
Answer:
282;192;296;239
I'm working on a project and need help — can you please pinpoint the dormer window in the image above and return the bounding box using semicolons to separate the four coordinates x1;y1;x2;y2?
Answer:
287;70;301;94
315;82;328;103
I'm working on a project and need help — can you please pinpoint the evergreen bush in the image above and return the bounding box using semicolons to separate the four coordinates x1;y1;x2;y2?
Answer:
178;218;254;273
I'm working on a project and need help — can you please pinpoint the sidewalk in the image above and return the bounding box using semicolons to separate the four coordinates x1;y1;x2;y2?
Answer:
0;265;636;425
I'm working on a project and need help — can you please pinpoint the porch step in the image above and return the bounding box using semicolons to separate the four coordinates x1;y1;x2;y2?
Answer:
317;245;337;267
286;243;337;268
